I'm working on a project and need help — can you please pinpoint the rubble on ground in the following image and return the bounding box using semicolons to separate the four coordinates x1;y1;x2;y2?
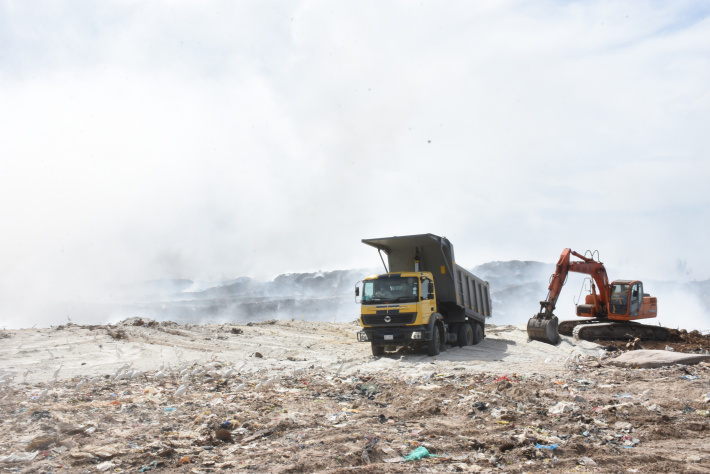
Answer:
0;319;708;472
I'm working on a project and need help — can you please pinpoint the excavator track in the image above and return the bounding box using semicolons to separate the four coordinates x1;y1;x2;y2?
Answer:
558;319;584;337
571;321;670;341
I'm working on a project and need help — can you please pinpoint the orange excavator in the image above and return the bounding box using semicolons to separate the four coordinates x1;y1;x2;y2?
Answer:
527;249;668;345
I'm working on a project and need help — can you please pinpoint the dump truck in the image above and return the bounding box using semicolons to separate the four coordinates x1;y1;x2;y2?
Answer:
355;234;492;356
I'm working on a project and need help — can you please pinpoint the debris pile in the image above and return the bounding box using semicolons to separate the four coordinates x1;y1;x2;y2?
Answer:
0;354;707;471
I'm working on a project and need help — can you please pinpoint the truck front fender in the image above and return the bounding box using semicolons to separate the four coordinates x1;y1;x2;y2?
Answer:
427;313;444;333
427;313;452;346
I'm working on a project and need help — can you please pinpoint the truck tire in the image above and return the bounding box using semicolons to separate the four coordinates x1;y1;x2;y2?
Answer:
472;322;484;344
457;322;474;347
371;343;384;357
427;325;441;356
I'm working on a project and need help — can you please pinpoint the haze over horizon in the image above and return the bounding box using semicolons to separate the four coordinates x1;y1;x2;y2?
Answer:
1;1;709;328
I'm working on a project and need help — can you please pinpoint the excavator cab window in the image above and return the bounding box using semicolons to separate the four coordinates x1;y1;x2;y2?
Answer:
609;283;629;315
630;282;641;316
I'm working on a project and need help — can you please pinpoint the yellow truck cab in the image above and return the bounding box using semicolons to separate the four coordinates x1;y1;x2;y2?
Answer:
356;234;492;356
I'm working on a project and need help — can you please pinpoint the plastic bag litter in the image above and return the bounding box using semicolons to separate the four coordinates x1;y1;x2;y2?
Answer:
96;461;116;472
0;451;38;463
404;446;440;461
535;443;558;450
614;421;633;432
138;460;158;472
357;383;381;395
548;402;577;415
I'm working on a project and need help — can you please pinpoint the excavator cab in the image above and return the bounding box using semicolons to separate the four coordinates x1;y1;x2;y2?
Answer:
609;280;652;319
609;282;629;315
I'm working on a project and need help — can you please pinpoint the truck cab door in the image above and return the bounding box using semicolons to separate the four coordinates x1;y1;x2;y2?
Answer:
419;277;436;323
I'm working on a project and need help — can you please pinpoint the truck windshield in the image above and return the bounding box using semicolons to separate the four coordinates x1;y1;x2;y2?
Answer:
362;277;419;304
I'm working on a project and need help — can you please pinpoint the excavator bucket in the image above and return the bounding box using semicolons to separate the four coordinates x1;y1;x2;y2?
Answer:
527;315;559;345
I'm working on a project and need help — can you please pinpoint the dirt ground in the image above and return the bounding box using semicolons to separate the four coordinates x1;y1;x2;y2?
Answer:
0;319;709;473
601;328;710;353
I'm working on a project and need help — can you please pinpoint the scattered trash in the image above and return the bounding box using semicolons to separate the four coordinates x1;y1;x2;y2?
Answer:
472;402;488;411
138;460;158;472
357;383;381;395
614;421;633;432
0;318;707;472
30;410;52;421
535;443;559;450
0;452;39;464
404;446;440;461
96;461;116;472
548;402;577;415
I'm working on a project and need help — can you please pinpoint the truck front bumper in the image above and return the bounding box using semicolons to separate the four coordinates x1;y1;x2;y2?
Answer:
357;326;431;345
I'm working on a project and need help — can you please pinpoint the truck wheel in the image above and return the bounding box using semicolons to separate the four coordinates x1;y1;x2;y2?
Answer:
458;323;474;347
371;343;384;357
472;322;484;344
427;325;441;356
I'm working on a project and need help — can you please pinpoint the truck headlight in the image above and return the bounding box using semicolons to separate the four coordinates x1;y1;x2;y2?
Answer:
357;331;369;342
411;331;422;340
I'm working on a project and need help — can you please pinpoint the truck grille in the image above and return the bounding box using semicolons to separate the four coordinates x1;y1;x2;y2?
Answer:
362;313;416;325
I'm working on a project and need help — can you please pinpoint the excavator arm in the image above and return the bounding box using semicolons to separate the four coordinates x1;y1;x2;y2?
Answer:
536;248;571;319
528;249;610;344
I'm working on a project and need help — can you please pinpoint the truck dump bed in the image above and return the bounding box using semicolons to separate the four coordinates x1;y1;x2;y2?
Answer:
362;234;491;321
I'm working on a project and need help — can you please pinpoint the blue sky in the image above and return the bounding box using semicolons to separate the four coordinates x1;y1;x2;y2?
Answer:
1;1;709;326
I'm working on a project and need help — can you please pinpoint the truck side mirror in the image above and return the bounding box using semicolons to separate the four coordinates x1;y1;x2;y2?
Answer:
355;287;360;297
